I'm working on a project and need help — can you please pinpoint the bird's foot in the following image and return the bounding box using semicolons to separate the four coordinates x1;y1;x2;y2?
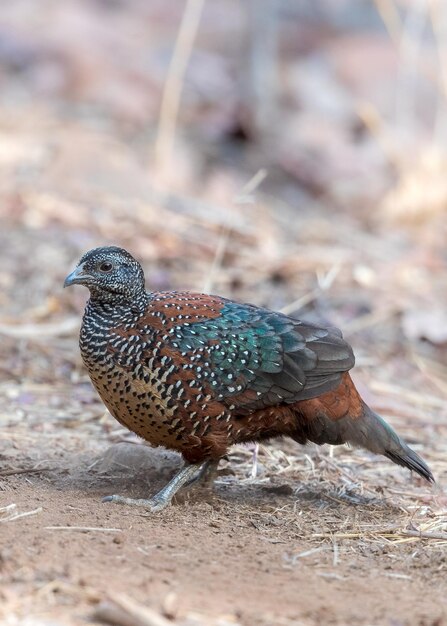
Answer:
102;493;170;512
102;461;213;513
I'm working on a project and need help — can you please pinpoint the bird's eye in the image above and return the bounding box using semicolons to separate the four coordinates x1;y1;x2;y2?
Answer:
99;261;113;273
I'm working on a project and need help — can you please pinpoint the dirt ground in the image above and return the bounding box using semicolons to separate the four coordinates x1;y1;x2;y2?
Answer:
1;1;447;625
1;384;446;626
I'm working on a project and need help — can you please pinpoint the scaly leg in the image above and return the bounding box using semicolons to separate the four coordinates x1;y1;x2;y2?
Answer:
102;461;213;512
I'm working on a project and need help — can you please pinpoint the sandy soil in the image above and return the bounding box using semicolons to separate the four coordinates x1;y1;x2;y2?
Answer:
1;396;446;626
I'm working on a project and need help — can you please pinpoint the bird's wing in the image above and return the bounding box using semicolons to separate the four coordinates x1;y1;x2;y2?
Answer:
123;292;355;415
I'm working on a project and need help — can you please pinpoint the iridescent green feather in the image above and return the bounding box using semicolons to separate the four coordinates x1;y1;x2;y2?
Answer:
174;299;354;412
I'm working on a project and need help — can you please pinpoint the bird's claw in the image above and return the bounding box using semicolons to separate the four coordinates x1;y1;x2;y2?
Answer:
102;494;169;512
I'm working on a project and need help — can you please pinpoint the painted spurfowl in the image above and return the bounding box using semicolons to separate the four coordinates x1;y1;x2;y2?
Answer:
65;246;433;511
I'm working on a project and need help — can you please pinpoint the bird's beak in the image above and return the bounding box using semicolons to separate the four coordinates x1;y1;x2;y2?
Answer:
64;263;93;288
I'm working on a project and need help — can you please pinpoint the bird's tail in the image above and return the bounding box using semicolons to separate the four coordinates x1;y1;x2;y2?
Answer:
293;395;434;483
348;402;433;482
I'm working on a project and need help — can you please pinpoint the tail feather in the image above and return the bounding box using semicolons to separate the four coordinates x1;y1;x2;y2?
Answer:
355;404;434;483
384;447;434;483
293;399;434;483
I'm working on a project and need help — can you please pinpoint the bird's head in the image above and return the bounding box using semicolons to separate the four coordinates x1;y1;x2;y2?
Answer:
64;246;146;303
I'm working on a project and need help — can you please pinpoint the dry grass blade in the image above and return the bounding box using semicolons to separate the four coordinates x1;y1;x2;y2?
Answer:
154;0;205;178
202;169;267;293
429;0;447;136
34;579;101;602
93;593;172;626
400;529;447;540
395;1;427;133
45;526;122;532
280;265;340;316
373;0;402;46
233;168;268;204
384;573;412;580
312;519;447;544
410;351;447;397
369;380;446;410
201;222;232;294
0;507;42;523
0;504;17;515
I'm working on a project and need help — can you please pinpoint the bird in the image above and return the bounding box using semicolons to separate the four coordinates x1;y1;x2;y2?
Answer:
64;246;434;511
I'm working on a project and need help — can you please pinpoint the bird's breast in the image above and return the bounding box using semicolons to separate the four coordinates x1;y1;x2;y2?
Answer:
79;316;191;448
91;364;185;447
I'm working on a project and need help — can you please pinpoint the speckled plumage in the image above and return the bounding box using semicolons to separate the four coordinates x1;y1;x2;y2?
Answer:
65;247;433;510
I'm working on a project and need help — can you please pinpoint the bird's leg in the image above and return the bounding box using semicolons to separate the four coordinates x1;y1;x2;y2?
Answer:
102;461;210;512
189;459;219;491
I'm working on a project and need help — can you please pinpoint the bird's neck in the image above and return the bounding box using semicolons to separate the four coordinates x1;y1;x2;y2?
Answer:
85;291;151;325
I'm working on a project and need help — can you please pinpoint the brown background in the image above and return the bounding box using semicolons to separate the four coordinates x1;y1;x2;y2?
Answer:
0;1;446;625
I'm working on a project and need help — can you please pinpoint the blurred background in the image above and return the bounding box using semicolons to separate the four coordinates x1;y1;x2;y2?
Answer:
1;0;447;394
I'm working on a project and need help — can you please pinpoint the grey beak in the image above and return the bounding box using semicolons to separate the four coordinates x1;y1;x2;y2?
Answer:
63;263;92;288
